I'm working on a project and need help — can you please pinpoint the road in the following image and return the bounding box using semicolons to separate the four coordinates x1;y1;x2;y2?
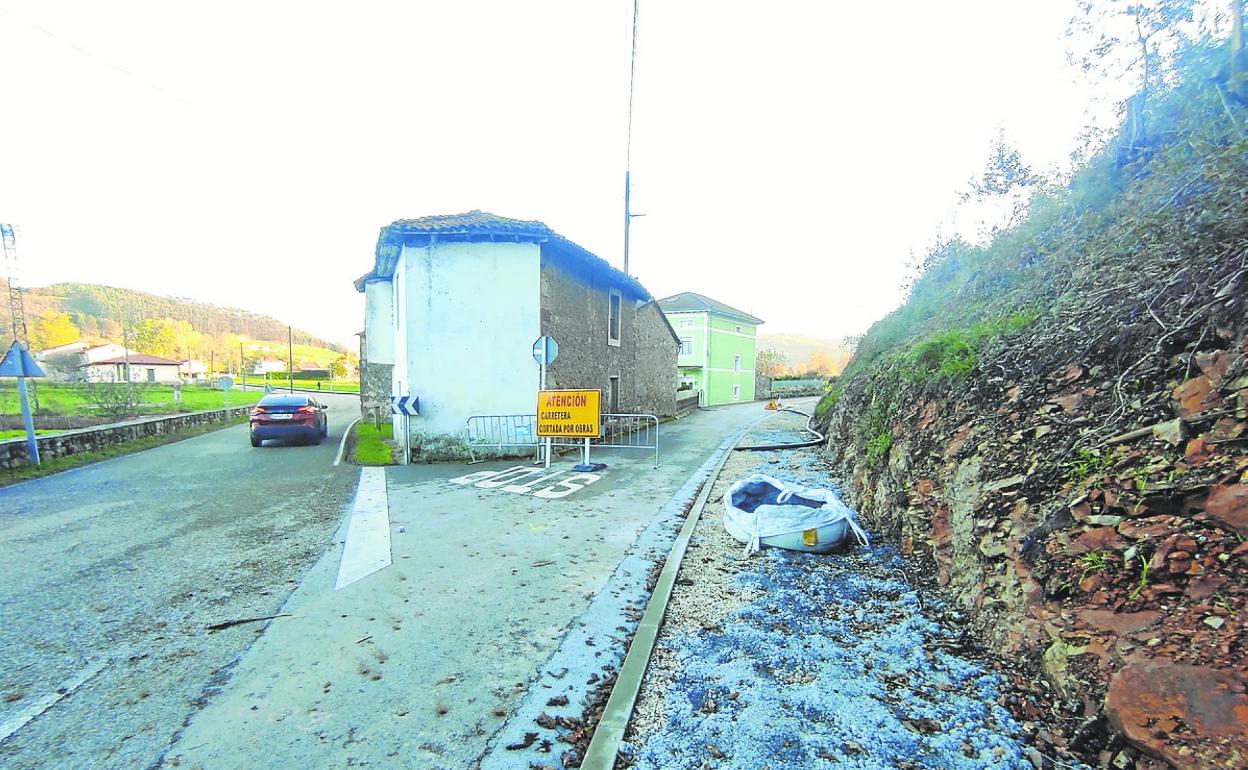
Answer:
169;401;787;770
0;392;361;770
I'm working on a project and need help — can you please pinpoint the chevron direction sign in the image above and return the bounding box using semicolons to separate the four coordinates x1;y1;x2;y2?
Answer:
390;395;419;416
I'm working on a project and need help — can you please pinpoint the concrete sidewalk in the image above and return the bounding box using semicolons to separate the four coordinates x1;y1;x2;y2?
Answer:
167;401;802;769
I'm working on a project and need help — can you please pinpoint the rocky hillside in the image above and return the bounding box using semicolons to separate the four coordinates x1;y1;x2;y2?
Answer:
813;43;1247;770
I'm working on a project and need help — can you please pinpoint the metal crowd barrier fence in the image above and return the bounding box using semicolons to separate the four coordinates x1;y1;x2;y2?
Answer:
465;412;659;467
465;414;541;463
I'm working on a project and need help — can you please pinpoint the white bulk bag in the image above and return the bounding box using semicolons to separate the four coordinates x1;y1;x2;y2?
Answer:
723;474;869;556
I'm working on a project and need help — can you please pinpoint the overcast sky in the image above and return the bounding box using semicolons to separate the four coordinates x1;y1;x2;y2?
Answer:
0;1;1108;347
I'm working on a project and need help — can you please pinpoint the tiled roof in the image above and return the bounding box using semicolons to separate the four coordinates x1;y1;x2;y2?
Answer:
359;211;682;344
385;211;550;237
84;354;181;366
658;292;764;325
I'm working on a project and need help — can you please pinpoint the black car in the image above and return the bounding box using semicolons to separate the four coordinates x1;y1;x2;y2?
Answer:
249;394;329;446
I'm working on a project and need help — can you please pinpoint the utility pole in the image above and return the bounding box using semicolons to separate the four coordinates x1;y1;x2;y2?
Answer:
288;325;294;393
122;318;134;410
2;223;38;411
240;342;246;389
622;0;640;276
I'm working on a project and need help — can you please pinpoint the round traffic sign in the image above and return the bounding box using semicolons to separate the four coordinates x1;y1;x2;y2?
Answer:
216;375;235;391
532;335;558;365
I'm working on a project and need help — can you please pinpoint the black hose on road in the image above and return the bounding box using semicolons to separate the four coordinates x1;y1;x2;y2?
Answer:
732;407;826;451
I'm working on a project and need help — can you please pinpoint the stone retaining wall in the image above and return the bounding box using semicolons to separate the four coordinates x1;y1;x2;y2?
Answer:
675;394;699;417
0;406;252;469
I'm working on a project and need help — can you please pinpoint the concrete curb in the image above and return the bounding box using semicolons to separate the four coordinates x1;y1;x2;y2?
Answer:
578;415;744;769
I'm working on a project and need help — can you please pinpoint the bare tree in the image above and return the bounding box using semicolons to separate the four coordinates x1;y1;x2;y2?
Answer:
73;372;138;421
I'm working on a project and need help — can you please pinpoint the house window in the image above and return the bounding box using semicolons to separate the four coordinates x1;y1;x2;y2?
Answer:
732;384;741;401
679;337;693;356
608;376;620;413
735;325;743;334
679;318;693;328
608;290;621;346
733;354;741;373
146;368;156;383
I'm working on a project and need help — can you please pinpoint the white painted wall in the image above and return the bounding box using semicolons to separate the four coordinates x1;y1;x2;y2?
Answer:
363;280;394;365
390;240;541;438
81;343;135;364
82;362;181;383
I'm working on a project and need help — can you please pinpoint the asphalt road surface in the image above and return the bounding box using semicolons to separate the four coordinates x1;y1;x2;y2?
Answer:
0;392;361;770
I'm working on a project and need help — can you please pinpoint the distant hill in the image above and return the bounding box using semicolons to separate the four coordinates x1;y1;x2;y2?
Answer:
9;280;350;367
28;283;339;349
757;332;854;375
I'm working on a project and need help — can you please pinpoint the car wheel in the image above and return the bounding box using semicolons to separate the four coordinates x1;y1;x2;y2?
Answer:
321;419;329;438
250;433;261;447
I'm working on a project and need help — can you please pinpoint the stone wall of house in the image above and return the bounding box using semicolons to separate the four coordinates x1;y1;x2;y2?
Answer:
0;406;251;469
539;263;676;418
357;330;393;422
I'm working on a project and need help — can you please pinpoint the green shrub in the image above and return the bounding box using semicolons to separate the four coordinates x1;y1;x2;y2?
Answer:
865;428;892;465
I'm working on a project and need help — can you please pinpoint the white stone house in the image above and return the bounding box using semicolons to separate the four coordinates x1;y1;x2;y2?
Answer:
249;359;286;375
81;354;182;383
355;211;679;444
179;359;208;381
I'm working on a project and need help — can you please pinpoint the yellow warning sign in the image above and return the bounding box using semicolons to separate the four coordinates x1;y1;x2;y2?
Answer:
536;389;601;438
765;399;783;410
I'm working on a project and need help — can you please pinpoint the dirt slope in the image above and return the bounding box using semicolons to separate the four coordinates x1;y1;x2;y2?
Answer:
814;128;1247;768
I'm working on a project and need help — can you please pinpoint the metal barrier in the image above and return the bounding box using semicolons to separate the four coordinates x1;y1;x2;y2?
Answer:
550;413;659;468
465;412;659;467
465;414;541;463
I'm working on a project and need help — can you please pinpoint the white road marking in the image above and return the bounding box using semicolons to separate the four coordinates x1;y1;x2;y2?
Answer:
0;658;107;744
532;473;601;499
448;466;602;499
334;467;392;590
474;466;543;489
501;469;566;494
333;417;361;466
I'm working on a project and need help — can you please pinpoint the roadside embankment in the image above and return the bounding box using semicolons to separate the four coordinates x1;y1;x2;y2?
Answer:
812;67;1248;769
621;413;1079;769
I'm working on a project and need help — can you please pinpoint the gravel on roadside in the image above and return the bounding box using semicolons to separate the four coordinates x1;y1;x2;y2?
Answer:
622;411;1065;770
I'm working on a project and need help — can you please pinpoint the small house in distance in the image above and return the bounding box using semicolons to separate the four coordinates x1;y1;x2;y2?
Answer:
659;292;763;405
355;211;679;445
81;353;181;383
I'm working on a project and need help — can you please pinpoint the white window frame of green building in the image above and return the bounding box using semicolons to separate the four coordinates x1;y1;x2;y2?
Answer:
607;289;621;346
732;384;740;401
679;318;694;328
679;337;693;356
733;354;741;373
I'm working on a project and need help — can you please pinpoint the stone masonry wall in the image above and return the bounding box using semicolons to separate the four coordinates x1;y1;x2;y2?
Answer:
0;405;252;469
539;262;676;418
358;330;394;422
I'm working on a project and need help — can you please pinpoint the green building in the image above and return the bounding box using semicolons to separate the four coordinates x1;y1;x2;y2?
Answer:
658;292;763;406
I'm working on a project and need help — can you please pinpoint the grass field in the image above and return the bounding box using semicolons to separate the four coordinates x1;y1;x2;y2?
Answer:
242;377;360;393
0;429;59;440
352;422;394;465
0;382;262;421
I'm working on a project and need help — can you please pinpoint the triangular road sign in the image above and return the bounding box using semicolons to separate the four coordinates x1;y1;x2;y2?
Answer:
0;341;46;378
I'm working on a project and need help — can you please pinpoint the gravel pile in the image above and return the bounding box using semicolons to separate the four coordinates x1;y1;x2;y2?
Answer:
624;413;1053;769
